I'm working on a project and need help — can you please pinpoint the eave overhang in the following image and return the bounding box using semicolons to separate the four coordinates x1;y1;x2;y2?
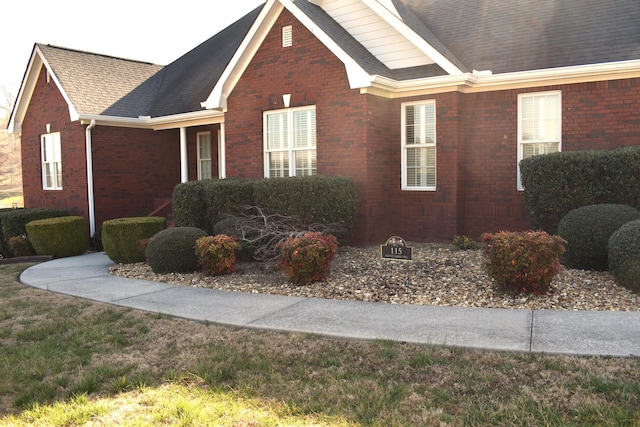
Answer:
79;109;225;131
364;60;640;98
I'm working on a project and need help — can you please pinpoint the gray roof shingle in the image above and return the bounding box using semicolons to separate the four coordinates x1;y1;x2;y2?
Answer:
36;0;640;120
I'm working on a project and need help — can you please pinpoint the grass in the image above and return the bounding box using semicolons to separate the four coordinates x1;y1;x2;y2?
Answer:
0;263;639;426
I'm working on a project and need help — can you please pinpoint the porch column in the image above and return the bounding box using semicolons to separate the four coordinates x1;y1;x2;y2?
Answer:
218;123;226;178
180;127;188;183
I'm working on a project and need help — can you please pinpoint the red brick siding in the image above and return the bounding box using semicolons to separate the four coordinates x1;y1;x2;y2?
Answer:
21;67;89;218
90;126;180;226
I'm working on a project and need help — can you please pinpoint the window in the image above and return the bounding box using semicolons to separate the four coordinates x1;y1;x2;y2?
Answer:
264;106;316;178
41;132;62;190
402;100;436;190
517;91;561;190
197;132;212;180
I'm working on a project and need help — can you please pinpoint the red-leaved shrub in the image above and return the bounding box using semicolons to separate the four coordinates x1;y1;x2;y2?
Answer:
278;232;338;285
195;234;241;276
481;230;566;294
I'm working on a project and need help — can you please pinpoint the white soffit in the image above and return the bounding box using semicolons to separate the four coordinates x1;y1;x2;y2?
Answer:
316;0;434;69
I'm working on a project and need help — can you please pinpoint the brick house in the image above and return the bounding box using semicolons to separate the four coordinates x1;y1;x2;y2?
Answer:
7;0;640;244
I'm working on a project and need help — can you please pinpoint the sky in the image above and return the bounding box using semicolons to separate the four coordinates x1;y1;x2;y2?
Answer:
1;0;265;100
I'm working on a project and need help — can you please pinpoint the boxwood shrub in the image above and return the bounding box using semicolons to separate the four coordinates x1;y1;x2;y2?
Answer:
520;146;640;234
146;227;209;274
608;219;640;293
0;207;69;257
557;204;640;271
102;217;166;264
26;216;88;258
172;180;212;233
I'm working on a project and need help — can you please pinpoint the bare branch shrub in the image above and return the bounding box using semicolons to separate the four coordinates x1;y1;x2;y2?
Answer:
234;206;344;261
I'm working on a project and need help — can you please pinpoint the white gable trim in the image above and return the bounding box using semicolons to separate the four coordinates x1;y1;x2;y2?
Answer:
361;0;463;75
8;45;79;134
203;0;372;110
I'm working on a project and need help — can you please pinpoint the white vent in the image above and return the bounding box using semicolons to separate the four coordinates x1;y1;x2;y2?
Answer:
282;25;292;47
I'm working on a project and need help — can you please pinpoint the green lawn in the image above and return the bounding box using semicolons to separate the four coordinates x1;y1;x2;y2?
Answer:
0;263;638;426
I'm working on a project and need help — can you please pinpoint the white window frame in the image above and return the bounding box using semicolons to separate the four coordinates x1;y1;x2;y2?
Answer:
401;100;437;191
517;91;562;190
41;132;62;190
197;131;212;180
264;105;317;178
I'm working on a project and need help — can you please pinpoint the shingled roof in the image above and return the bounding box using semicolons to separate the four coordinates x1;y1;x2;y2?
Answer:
14;0;640;127
37;44;164;118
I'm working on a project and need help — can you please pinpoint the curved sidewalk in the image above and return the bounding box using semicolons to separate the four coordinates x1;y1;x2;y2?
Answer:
19;252;640;358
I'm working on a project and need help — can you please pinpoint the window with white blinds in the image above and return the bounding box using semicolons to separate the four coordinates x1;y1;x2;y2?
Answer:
402;100;436;190
197;132;212;180
517;91;561;190
264;106;316;178
41;132;62;190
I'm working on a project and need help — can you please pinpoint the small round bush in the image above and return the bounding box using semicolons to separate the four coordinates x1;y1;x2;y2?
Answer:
146;227;208;274
608;219;640;293
557;204;640;271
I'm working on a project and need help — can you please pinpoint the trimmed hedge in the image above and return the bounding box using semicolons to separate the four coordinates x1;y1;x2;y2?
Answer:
520;146;640;234
0;207;70;257
172;180;211;233
557;204;640;271
26;216;88;258
173;176;359;243
146;227;208;274
102;217;166;264
608;219;640;293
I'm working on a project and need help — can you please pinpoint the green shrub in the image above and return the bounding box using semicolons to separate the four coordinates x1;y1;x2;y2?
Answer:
481;231;566;295
172;180;213;233
608;220;640;293
0;208;69;257
557;204;640;271
205;179;256;227
520;146;640;234
25;216;88;258
146;227;209;274
253;176;359;242
195;235;241;276
452;235;478;250
278;232;338;285
102;217;166;264
0;207;19;257
8;235;35;257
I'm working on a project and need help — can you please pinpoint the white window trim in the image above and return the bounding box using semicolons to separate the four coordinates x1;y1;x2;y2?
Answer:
197;131;212;180
517;90;562;190
401;99;437;191
41;132;62;190
263;105;316;178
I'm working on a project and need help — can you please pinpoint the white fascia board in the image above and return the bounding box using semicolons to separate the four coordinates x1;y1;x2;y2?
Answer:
366;59;640;97
36;46;80;121
362;0;463;76
7;47;79;134
78;109;225;131
203;0;374;110
204;0;280;110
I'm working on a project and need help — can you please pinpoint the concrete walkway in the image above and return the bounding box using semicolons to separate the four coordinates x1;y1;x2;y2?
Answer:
19;252;640;358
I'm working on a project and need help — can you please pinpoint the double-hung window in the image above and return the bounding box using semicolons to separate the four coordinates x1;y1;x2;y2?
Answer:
517;91;561;190
41;132;62;190
197;132;212;180
402;100;436;190
264;106;316;178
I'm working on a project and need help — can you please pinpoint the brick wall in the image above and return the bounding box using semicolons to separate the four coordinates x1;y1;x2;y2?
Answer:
21;67;90;218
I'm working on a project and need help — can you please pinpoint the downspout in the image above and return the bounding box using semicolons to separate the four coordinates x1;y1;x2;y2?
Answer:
85;119;96;237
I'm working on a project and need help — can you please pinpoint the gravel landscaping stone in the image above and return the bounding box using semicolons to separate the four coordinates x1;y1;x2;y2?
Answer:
109;243;639;312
